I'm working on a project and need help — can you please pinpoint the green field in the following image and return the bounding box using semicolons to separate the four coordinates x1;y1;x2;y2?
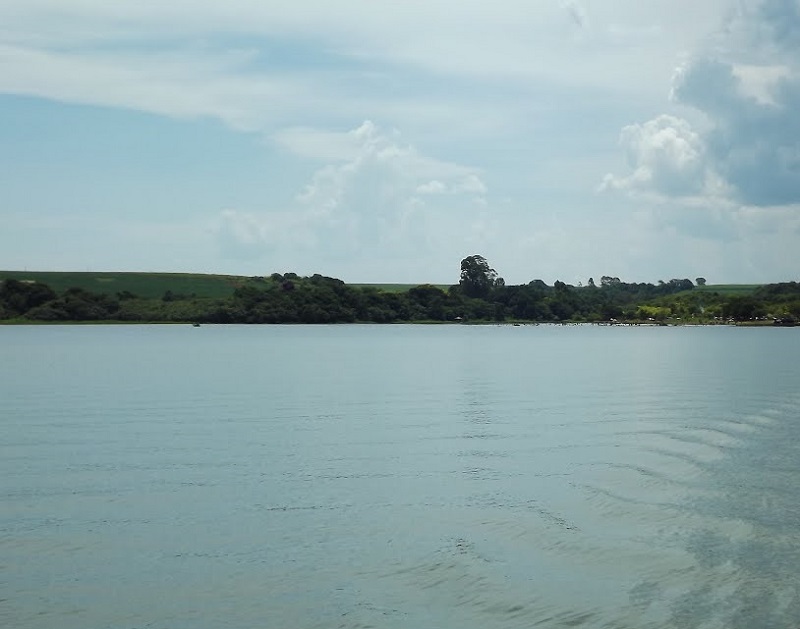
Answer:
352;283;451;293
0;272;447;299
695;284;759;296
0;271;242;299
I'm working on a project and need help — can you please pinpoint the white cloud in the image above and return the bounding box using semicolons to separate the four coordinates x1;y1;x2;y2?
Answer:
416;180;448;195
672;55;800;206
216;121;487;265
600;114;722;198
0;43;309;132
273;126;369;162
605;0;800;208
453;174;488;195
731;63;793;105
0;0;728;137
414;174;488;196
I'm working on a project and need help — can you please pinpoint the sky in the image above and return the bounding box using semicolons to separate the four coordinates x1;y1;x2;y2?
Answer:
1;0;799;285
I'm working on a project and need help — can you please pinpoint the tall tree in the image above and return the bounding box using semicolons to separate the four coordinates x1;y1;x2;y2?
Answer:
459;255;499;298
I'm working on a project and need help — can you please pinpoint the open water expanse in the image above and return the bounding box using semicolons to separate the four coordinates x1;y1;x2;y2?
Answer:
2;323;800;629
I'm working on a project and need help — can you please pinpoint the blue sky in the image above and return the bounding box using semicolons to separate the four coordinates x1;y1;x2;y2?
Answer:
1;0;798;284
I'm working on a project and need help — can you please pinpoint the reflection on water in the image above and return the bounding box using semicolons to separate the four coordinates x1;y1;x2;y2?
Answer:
1;324;799;628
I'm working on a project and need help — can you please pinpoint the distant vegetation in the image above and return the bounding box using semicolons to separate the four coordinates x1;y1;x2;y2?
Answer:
1;258;798;325
0;271;239;299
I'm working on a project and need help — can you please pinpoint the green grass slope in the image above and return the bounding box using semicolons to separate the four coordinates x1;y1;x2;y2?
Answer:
695;284;759;296
352;283;451;292
0;271;242;299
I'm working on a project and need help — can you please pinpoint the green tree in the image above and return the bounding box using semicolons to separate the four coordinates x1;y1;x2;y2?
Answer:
722;296;763;321
696;277;707;286
459;255;499;298
0;279;57;317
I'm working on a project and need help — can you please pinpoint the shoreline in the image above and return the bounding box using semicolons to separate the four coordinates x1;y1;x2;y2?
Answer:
0;319;791;327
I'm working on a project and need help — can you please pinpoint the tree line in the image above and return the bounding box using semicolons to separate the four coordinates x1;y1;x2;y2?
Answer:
2;256;799;324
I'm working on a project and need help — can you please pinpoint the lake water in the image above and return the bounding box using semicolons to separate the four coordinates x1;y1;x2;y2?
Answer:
2;324;800;629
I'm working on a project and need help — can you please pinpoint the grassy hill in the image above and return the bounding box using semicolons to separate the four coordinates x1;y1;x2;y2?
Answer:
0;271;242;299
352;283;451;292
0;271;453;299
694;284;759;296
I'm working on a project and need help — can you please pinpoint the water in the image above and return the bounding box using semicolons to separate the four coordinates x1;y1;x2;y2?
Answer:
2;324;799;628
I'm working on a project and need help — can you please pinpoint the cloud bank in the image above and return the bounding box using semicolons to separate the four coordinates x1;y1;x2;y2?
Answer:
604;0;800;209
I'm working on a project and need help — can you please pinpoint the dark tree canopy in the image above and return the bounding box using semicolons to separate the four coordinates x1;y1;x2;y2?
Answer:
722;296;764;321
459;255;500;298
0;279;56;316
0;262;790;325
600;276;621;287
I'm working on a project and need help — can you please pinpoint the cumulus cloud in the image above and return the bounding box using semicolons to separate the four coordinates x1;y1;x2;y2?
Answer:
273;125;370;162
605;0;800;208
453;174;488;195
217;121;487;263
416;180;448;195
674;57;800;206
601;114;715;197
415;174;487;195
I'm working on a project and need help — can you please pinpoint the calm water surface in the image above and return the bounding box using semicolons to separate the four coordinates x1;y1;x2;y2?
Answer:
2;324;799;628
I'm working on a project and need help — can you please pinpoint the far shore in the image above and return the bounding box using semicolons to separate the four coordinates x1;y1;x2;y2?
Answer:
1;319;792;328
